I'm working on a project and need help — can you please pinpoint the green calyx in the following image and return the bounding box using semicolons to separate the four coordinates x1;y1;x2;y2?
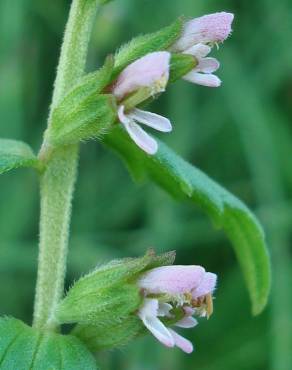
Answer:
169;53;197;83
54;250;175;351
45;56;117;147
56;250;175;327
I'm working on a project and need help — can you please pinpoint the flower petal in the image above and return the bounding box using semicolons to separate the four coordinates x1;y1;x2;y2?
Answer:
184;43;211;58
168;329;194;354
113;51;171;99
138;265;206;295
128;109;172;132
193;272;217;298
157;302;173;317
138;299;175;347
172;12;234;52
184;306;195;316
138;298;159;318
118;106;158;155
183;71;221;87
196;57;220;73
175;316;198;328
143;316;175;347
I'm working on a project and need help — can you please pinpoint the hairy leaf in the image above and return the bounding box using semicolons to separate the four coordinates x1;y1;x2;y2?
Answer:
0;139;39;174
0;317;98;369
104;127;271;315
113;19;183;77
49;94;117;145
47;57;116;145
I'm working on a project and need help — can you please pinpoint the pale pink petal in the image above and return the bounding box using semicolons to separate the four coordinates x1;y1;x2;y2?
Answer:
143;316;175;347
183;71;221;87
138;298;159;318
193;272;217;298
128;108;172;132
172;12;234;52
138;299;175;347
196;58;220;73
168;329;194;354
184;43;211;58
184;307;195;316
157;302;173;317
175;316;198;328
113;51;171;99
118;106;158;155
138;265;206;295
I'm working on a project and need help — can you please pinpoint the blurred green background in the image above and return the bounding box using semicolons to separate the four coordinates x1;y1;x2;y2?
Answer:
0;0;292;369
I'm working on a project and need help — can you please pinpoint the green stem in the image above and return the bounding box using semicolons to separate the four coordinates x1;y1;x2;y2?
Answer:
33;146;78;330
33;0;99;330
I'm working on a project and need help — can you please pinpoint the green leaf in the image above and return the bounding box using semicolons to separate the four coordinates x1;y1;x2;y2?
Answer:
48;94;117;145
0;139;39;174
113;18;183;77
104;127;271;315
0;317;98;369
169;53;197;83
62;55;114;105
47;57;116;145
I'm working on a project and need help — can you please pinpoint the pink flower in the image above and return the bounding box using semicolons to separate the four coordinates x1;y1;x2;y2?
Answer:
137;265;217;353
112;52;172;155
113;51;170;100
171;12;234;87
173;12;234;52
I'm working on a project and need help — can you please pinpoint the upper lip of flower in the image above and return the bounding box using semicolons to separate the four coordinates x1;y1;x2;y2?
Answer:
171;12;234;52
112;51;171;100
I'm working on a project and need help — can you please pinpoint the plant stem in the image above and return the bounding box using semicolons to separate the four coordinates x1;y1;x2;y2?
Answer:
33;146;78;330
33;0;99;330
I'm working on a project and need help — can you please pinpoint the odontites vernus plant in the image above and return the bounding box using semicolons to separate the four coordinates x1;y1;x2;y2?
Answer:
0;1;271;369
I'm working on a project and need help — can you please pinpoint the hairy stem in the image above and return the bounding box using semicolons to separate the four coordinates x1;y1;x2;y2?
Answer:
33;0;99;330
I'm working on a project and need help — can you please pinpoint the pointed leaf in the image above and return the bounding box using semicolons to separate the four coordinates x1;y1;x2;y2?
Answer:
104;127;271;315
0;139;39;174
